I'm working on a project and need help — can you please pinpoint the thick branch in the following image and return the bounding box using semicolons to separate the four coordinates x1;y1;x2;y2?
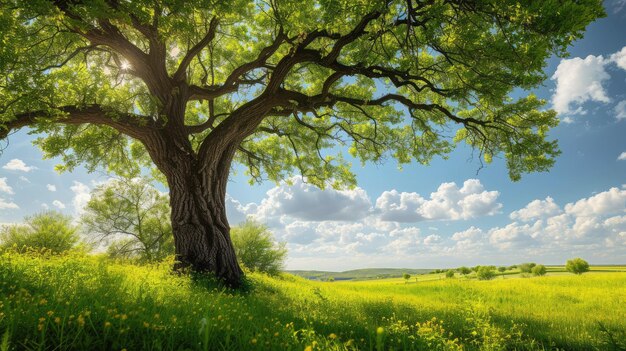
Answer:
0;105;158;141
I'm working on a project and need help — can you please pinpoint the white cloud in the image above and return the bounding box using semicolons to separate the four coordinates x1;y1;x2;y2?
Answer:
254;177;371;222
510;197;561;222
375;190;426;222
618;152;626;161
41;203;50;210
423;234;442;245
551;55;610;115
489;221;543;250
70;181;91;215
52;200;66;209
46;184;57;192
610;46;626;71
485;187;626;251
615;100;626;121
2;159;36;172
564;187;626;217
0;178;14;195
0;198;19;209
19;176;30;183
376;179;501;222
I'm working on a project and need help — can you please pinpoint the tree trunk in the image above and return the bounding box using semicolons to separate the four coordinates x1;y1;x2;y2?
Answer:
152;135;244;287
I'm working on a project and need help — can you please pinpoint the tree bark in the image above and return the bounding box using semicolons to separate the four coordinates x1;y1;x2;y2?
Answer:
147;131;244;287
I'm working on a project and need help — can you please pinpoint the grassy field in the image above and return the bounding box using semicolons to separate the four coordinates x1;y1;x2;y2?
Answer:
1;251;625;350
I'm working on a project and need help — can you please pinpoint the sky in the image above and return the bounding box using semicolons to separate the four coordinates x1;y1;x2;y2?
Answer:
1;2;625;271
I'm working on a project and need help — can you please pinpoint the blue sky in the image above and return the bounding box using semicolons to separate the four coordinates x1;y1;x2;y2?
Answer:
1;2;625;270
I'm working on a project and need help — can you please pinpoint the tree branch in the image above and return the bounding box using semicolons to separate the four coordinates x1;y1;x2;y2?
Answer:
173;17;219;82
0;105;159;141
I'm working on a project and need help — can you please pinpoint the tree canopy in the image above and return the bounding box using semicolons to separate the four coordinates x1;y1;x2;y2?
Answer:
0;0;604;186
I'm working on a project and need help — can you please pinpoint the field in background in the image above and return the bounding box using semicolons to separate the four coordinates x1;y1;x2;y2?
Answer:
1;252;625;350
289;264;626;281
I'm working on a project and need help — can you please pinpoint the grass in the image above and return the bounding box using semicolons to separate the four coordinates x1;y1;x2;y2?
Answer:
1;250;625;350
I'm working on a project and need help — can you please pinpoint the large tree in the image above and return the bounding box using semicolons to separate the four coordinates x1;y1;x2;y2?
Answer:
0;0;603;286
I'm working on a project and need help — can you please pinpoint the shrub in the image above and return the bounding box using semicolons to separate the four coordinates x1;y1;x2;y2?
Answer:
476;266;496;280
519;263;534;273
403;273;411;282
497;266;506;272
566;258;590;275
0;211;80;253
445;270;455;278
532;264;547;276
230;220;287;275
457;266;472;275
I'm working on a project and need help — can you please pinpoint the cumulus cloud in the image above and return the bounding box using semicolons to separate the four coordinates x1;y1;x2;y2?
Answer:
487;187;626;250
551;46;626;120
376;179;501;222
46;184;57;192
0;198;19;209
2;159;36;172
564;187;626;217
70;181;91;215
254;177;371;222
509;197;561;222
618;152;626;161
610;46;626;71
423;234;442;245
551;55;610;115
0;178;14;194
52;200;66;209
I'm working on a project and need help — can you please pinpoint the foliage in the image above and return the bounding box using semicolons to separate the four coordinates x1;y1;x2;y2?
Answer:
532;265;547;276
497;266;506;273
445;270;455;279
0;211;80;253
0;0;605;187
566;258;590;275
476;266;496;281
458;266;472;275
519;263;536;273
1;251;624;351
230;220;287;275
403;273;411;282
81;177;173;262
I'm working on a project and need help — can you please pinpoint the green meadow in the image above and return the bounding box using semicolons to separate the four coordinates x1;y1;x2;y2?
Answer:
1;251;625;351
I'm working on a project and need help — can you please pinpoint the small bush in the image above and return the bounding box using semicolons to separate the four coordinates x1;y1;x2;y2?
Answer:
476;266;496;280
532;264;547;276
445;269;455;278
0;211;80;253
497;266;506;272
458;266;472;275
403;273;411;282
519;263;535;273
231;220;287;275
566;258;590;275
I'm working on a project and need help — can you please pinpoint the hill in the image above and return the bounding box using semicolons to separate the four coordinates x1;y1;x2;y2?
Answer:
287;268;433;280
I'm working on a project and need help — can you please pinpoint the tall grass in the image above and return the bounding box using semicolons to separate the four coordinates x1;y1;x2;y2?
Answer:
1;250;624;350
